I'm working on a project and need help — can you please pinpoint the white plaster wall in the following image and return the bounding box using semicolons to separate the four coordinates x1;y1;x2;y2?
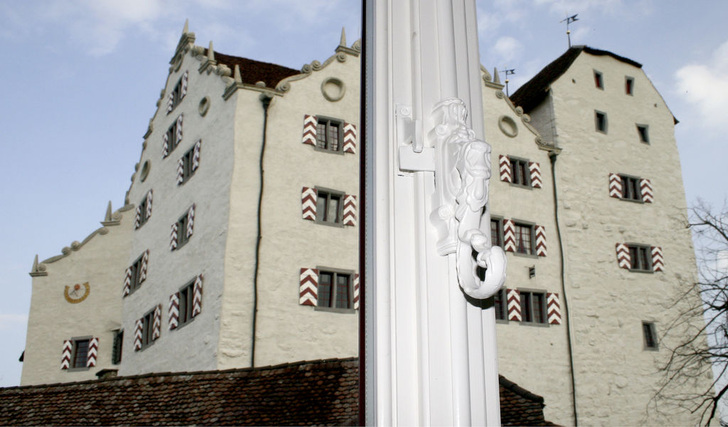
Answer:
119;48;236;376
21;206;133;385
528;51;710;425
481;82;573;425
251;52;360;367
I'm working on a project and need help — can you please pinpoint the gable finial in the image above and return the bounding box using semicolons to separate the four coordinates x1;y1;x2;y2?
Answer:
182;19;189;34
340;27;347;48
30;254;48;277
493;67;501;84
207;41;215;61
234;65;242;84
104;201;113;223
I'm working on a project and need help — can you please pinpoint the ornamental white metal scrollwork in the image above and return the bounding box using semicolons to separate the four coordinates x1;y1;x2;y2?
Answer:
431;98;507;299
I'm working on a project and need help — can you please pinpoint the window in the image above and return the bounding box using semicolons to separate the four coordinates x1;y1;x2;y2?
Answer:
514;222;534;255
175;212;191;249
141;309;155;349
595;111;608;133
643;322;658;350
129;256;143;293
509;158;531;187
137;195;151;227
494;288;507;321
637;124;649;143
112;330;123;365
620;175;642;201
71;338;90;369
629;244;652;272
317;270;352;309
167;71;188;114
625;77;634;95
178;281;195;326
163;115;183;158
520;291;547;324
594;70;604;89
490;218;503;248
178;141;200;185
315;117;343;152
316;189;344;225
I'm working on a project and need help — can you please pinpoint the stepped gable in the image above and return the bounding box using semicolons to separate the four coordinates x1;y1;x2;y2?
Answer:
206;48;301;88
0;358;554;426
510;45;642;113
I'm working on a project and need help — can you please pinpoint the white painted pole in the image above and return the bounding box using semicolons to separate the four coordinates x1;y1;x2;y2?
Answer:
365;0;503;425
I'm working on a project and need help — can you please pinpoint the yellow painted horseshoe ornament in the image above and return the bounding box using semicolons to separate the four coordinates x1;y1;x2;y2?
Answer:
64;282;90;304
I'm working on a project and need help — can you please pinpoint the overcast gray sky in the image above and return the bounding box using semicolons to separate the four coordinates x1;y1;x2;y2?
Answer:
1;0;726;387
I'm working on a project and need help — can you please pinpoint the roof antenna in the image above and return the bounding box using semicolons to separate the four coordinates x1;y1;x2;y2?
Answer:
500;68;515;97
560;14;579;48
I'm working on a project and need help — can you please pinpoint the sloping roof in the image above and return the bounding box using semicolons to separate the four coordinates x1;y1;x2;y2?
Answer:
0;358;554;426
207;48;301;88
510;45;642;113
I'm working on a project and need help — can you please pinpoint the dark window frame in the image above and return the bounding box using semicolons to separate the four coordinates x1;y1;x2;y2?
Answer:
620;174;643;202
174;210;191;250
129;253;144;294
509;157;532;188
316;268;354;311
490;217;503;248
628;244;653;272
167;75;185;114
520;290;548;325
112;330;123;365
141;309;155;350
166;118;182;155
637;124;649;144
70;337;91;370
180;144;197;184
513;221;536;256
594;70;604;89
493;288;507;322
643;321;659;350
625;76;634;95
595;110;608;133
178;279;196;327
314;116;345;154
137;195;150;228
315;187;345;226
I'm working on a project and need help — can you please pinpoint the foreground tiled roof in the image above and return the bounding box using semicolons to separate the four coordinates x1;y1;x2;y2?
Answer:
207;48;301;89
0;358;554;426
510;45;642;113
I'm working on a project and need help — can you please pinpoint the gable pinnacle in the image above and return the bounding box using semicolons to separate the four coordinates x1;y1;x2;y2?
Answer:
183;19;189;34
104;201;113;222
30;254;47;277
340;27;347;47
493;67;501;84
234;65;242;84
207;41;215;61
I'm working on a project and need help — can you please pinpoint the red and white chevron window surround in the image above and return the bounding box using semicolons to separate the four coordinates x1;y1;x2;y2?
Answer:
186;204;195;239
170;222;179;251
168;292;180;330
503;219;516;252
140;250;149;283
61;340;72;369
166;92;174;113
546;293;561;325
133;319;143;351
299;268;319;306
506;288;522;321
640;178;653;203
162;131;170;158
651;246;664;272
152;304;162;340
353;274;360;310
192;275;203;317
122;266;132;296
528;162;542;188
176;158;185;185
608;173;622;198
343;122;357;154
499;155;512;183
615;243;631;269
180;70;188;99
535;225;547;257
343;195;357;226
176;114;183;149
302;115;317;146
302;187;318;221
145;191;153;220
192;139;201;172
87;337;99;367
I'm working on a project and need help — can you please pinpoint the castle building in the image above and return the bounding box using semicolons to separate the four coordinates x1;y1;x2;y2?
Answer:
20;27;709;425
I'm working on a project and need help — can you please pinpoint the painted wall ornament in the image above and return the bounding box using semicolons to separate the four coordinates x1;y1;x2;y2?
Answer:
431;98;507;300
64;282;90;304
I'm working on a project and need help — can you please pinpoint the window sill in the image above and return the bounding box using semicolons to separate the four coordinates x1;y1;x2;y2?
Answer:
313;306;357;314
519;321;550;328
314;219;345;228
619;197;645;204
628;268;654;274
313;146;346;156
512;252;539;259
509;183;534;190
66;367;91;372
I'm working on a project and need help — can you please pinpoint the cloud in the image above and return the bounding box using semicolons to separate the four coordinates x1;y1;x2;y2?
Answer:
0;314;27;331
492;36;525;65
675;40;728;130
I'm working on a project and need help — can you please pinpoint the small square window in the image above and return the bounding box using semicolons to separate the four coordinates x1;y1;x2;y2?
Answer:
509;158;531;187
317;270;353;309
620;175;642;201
514;222;534;255
594;71;604;89
315;118;343;153
178;281;196;326
316;189;344;225
520;291;547;324
112;330;123;365
628;244;652;272
643;321;658;350
625;77;634;95
71;338;90;369
490;218;503;248
493;288;507;321
637;124;649;143
595;111;608;133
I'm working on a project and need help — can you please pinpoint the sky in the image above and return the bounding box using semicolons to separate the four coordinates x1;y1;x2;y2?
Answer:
0;0;726;388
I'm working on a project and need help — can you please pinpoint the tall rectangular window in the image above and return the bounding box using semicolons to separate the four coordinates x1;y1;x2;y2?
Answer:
643;321;658;350
637;124;649;143
141;310;155;349
494;288;507;321
594;70;604;89
509;158;531;187
625;77;634;95
595;111;608;133
72;339;90;369
520;291;547;324
316;117;343;152
316;189;344;225
129;254;144;293
514;222;534;255
491;218;503;248
112;330;123;365
317;270;352;309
